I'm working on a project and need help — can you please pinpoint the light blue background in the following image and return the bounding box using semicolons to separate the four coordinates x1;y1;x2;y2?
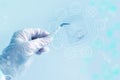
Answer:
0;0;120;80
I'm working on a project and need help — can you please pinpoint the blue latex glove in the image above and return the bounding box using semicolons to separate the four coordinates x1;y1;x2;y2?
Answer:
0;28;51;80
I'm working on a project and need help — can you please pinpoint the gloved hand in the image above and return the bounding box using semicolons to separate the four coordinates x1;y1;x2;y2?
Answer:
0;28;52;80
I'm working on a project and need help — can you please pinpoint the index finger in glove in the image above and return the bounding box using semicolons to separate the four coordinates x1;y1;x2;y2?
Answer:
11;28;50;43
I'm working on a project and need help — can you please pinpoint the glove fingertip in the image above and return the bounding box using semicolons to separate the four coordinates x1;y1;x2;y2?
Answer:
42;31;50;37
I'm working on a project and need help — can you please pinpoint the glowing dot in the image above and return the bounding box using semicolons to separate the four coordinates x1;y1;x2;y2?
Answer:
109;6;117;12
107;42;116;50
106;30;113;38
92;40;104;49
92;74;99;80
89;1;96;6
113;68;120;76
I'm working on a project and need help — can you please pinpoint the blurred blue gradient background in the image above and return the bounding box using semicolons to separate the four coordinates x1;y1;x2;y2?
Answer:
0;0;120;80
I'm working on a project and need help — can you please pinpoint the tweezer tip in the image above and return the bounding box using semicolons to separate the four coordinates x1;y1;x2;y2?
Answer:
60;23;70;27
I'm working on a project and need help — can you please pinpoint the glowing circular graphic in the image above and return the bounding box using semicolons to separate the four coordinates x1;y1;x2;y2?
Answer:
49;8;100;49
